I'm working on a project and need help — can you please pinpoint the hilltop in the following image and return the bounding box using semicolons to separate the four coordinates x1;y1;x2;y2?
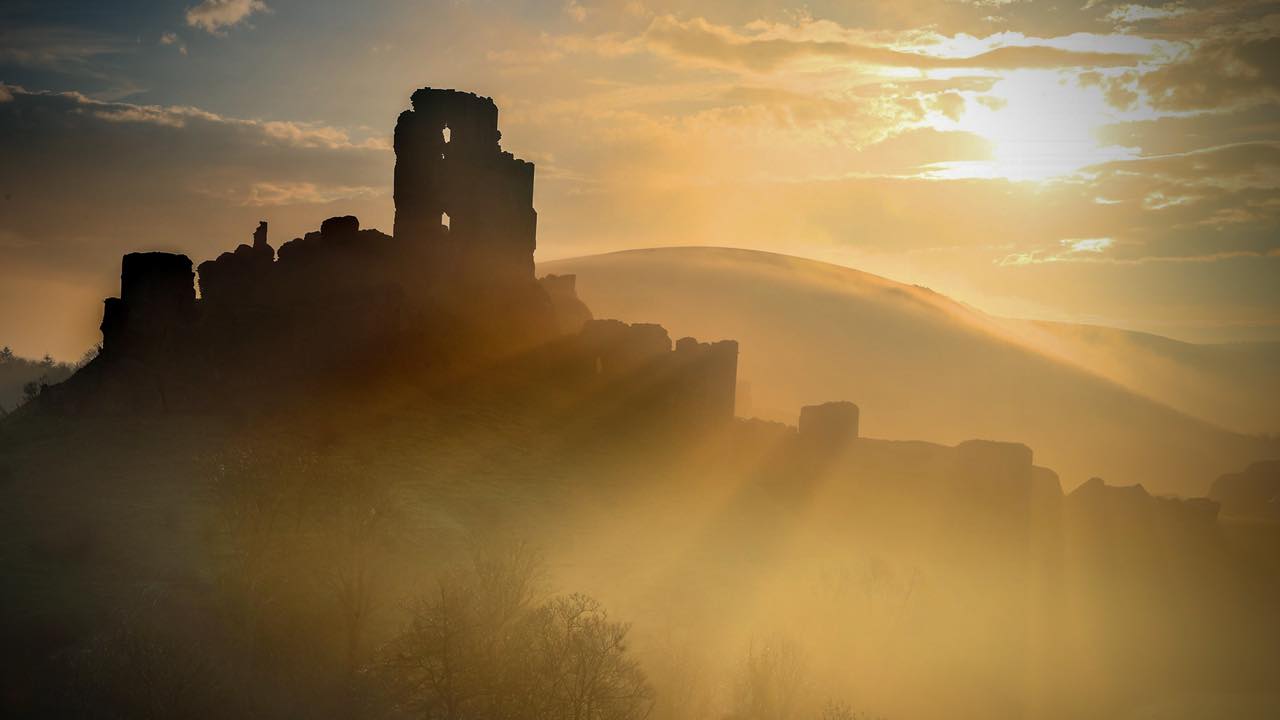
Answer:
544;246;1279;495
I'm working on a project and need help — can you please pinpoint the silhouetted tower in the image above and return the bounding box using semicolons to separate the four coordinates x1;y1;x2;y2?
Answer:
393;88;537;285
101;253;195;357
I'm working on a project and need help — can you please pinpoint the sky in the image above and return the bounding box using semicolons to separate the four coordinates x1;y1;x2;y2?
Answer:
1;0;1278;358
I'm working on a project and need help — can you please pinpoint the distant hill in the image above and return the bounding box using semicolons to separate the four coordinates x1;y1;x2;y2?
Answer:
0;350;78;415
543;247;1280;495
999;320;1280;436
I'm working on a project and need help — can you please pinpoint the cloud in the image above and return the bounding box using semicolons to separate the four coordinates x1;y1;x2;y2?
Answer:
0;26;130;69
929;91;966;120
1064;237;1113;253
1105;3;1190;25
0;85;12;103
1087;142;1280;187
212;181;381;206
0;26;140;96
185;0;270;34
640;15;1144;73
998;247;1276;266
564;1;589;23
0;86;391;278
160;31;188;56
1140;35;1280;111
95;105;192;128
27;89;387;149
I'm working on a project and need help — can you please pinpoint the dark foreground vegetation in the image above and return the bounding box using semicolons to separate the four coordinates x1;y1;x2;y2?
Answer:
0;346;91;416
2;380;1278;719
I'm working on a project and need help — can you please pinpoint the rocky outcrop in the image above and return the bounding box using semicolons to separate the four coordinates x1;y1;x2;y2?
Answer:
798;401;859;448
539;274;592;335
1210;460;1280;520
1068;476;1220;535
196;221;275;306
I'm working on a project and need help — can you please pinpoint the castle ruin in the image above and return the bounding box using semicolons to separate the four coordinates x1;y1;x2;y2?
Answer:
65;87;739;423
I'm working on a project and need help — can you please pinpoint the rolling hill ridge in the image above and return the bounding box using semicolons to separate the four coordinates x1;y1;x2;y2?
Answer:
544;246;1279;495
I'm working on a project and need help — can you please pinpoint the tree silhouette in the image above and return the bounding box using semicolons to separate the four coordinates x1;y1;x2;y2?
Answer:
379;543;653;720
730;636;808;720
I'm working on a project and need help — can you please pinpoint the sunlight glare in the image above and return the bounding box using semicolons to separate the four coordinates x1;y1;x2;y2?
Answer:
924;70;1145;182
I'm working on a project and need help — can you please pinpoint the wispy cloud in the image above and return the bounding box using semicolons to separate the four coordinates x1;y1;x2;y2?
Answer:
641;15;1145;73
564;1;589;24
0;85;392;259
1064;237;1113;253
0;25;141;97
233;181;381;206
1138;35;1280;111
32;88;388;150
185;0;270;35
1105;3;1191;25
998;240;1114;267
160;31;188;56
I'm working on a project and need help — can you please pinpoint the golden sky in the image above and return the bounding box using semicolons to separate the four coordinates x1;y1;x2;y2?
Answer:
1;0;1278;357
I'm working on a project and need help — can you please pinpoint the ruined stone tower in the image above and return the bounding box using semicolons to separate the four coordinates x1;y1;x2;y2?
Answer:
393;88;537;285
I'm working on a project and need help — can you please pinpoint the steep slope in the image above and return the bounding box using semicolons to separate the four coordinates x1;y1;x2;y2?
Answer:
1000;320;1280;436
542;247;1279;495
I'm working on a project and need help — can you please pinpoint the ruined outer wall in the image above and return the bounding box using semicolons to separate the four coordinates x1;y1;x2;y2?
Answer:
578;320;740;423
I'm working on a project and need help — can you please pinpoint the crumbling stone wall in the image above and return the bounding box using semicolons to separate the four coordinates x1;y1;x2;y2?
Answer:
576;320;739;423
673;337;739;423
197;222;275;306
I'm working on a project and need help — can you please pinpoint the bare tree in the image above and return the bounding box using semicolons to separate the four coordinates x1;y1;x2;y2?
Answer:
381;580;484;719
22;379;41;403
524;593;654;720
380;541;546;720
730;635;808;720
378;544;653;720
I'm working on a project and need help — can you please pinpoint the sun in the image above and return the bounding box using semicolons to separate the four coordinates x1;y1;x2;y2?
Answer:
924;69;1146;182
